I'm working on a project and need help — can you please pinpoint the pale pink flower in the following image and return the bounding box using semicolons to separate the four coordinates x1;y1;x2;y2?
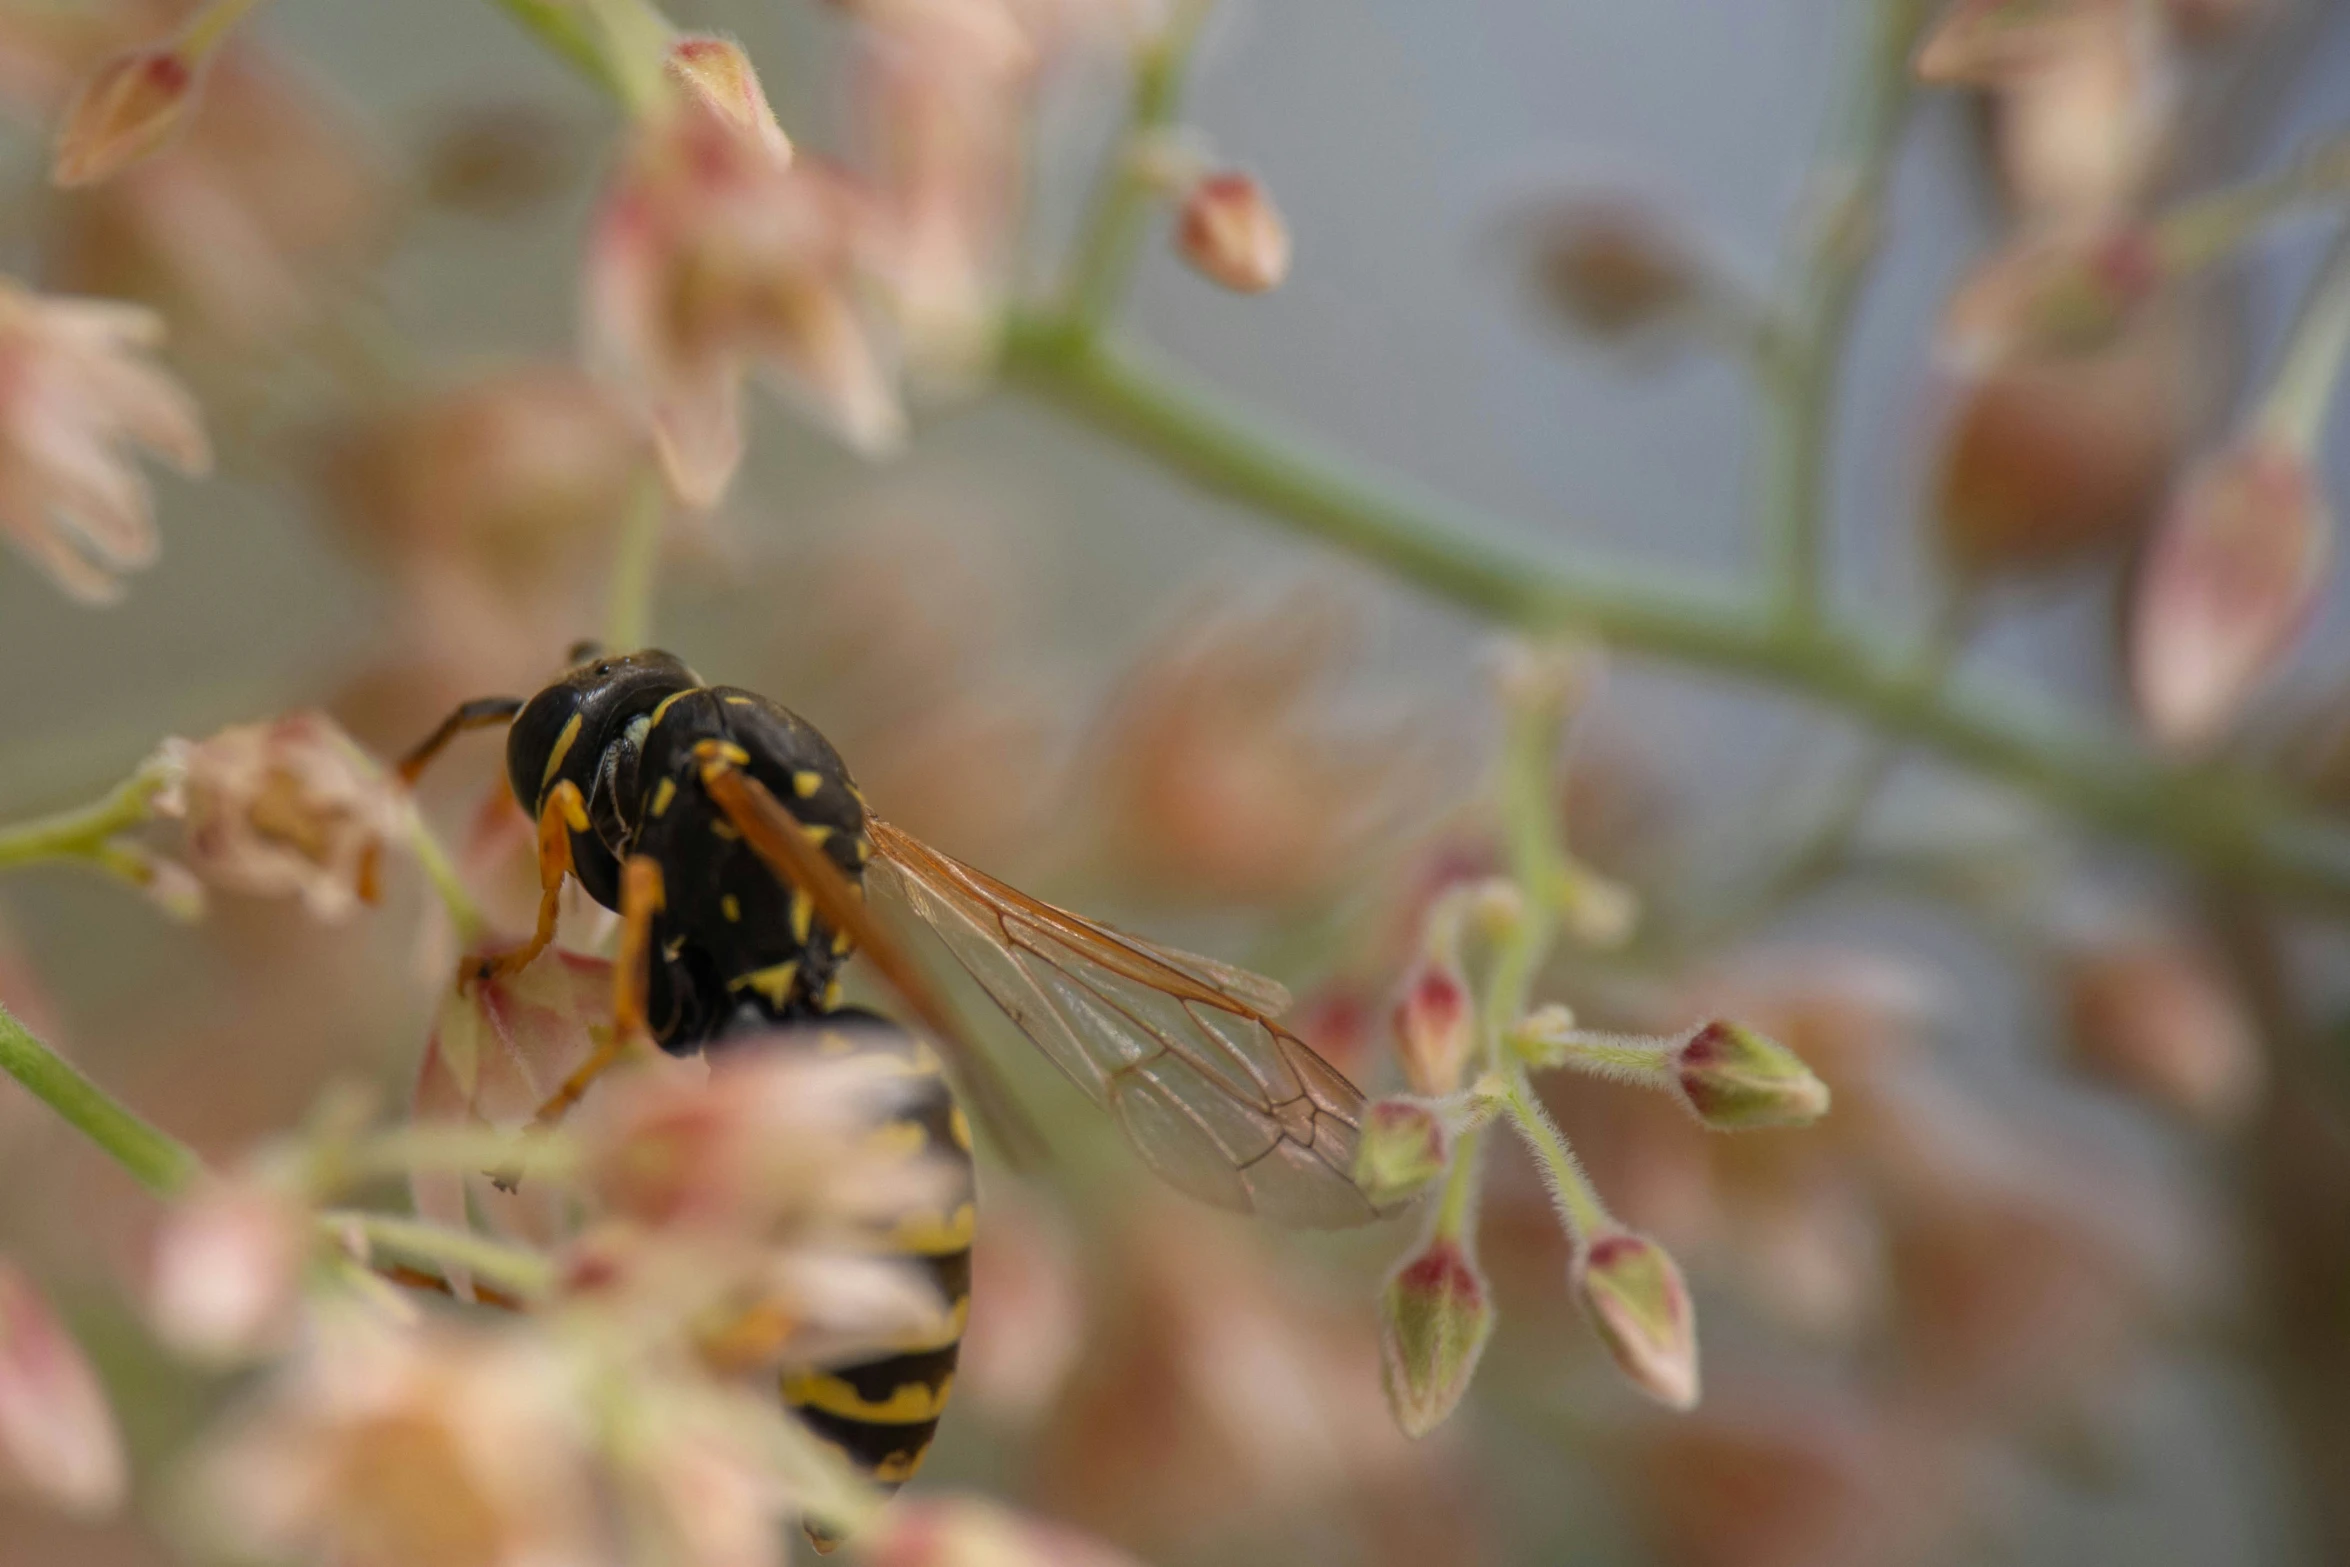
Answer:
0;1260;126;1516
0;276;207;602
155;711;406;919
193;1318;603;1567
860;1495;1151;1567
2130;436;2330;750
585;94;902;507
150;1174;315;1363
1989;8;2177;221
2061;931;2264;1127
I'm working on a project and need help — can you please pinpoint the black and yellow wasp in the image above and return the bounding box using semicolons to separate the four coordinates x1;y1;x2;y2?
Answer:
402;646;1386;1533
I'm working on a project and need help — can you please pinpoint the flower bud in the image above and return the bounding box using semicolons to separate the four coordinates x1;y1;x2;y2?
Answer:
1574;1230;1699;1410
2130;436;2330;751
150;1177;314;1364
1673;1020;1831;1131
1521;197;1704;344
1176;171;1291;294
51;44;203;187
1378;1234;1494;1438
1354;1098;1451;1207
1939;223;2164;374
0;1261;125;1515
664;34;791;163
1392;953;1473;1098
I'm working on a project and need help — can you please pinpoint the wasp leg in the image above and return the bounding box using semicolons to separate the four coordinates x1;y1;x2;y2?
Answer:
531;855;665;1128
467;780;589;987
692;741;1043;1168
398;696;526;786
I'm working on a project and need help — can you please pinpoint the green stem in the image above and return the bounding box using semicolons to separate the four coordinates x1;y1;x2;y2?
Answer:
1754;0;1931;624
2259;220;2350;451
603;467;668;655
481;0;631;100
1001;321;2350;911
1501;1076;1609;1243
325;1210;558;1301
1432;1124;1483;1242
0;1004;201;1196
1061;0;1217;329
0;753;179;875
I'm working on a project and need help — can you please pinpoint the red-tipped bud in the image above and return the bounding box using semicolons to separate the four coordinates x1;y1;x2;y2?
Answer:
2061;937;2264;1127
1378;1234;1494;1438
1575;1230;1699;1410
0;1262;126;1515
1673;1020;1831;1131
1355;1098;1451;1206
2130;436;2331;751
1940;223;2164;374
51;45;203;188
664;34;791;163
1176;172;1291;294
1393;954;1474;1097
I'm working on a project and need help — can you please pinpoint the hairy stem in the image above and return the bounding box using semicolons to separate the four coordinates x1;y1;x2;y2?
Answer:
0;1004;201;1196
0;752;179;875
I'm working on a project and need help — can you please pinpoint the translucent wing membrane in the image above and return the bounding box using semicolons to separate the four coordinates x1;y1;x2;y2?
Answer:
866;820;1386;1229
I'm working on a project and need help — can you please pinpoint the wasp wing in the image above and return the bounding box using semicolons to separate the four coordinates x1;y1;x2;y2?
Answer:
866;820;1386;1229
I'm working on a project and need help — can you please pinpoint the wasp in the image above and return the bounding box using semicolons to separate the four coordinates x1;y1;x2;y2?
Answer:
402;646;1385;1538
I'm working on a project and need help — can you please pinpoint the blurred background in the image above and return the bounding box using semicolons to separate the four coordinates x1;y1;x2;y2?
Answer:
3;1;2350;1564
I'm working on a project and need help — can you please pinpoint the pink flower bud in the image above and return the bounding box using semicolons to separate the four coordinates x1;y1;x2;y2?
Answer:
150;1177;314;1364
1176;172;1291;294
664;35;791;164
1939;223;2164;374
51;45;203;188
1575;1230;1699;1410
1673;1020;1832;1131
1378;1234;1494;1438
2061;936;2263;1127
1354;1098;1450;1207
0;1261;125;1516
2129;437;2330;751
1392;955;1473;1097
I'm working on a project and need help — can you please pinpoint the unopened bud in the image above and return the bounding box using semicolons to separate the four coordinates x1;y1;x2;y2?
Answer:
1673;1020;1831;1131
1393;955;1473;1097
1574;1230;1698;1410
2130;436;2330;751
1355;1098;1451;1206
149;1178;313;1364
1176;171;1290;294
0;1262;126;1515
1940;223;2164;374
664;34;791;162
1508;1003;1579;1069
51;45;203;187
1378;1234;1494;1438
1560;869;1639;950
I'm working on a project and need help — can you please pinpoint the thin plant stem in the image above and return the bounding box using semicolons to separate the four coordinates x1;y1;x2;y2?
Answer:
0;1004;202;1196
2259;219;2350;450
1502;1077;1610;1242
482;0;628;99
1753;0;1932;625
0;753;179;875
324;1210;558;1302
1000;320;2350;911
604;467;668;655
1061;0;1217;329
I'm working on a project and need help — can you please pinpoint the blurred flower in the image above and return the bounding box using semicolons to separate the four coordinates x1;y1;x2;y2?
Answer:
1938;220;2163;373
956;1187;1084;1423
1083;592;1428;908
416;101;580;219
860;1495;1150;1567
1934;308;2198;576
1355;1097;1451;1207
1377;1230;1492;1438
1516;193;1713;349
1393;936;1473;1098
0;1260;125;1517
2129;434;2330;750
155;711;404;919
1916;0;2129;86
193;1318;603;1567
150;1172;314;1363
2166;0;2266;42
1575;1229;1699;1410
41;35;390;357
2060;931;2264;1127
586;88;901;507
0;276;208;602
1175;171;1291;294
51;39;202;187
1674;1020;1833;1132
1988;7;2176;221
318;363;649;598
